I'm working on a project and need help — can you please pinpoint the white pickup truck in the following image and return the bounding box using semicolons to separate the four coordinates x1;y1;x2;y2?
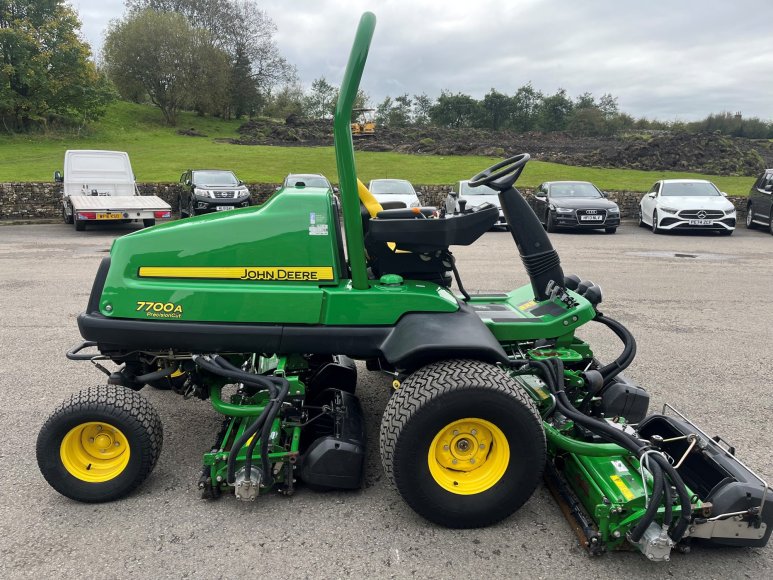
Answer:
55;150;171;231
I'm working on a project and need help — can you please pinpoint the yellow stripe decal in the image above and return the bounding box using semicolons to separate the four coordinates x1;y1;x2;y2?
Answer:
610;474;635;501
139;267;334;281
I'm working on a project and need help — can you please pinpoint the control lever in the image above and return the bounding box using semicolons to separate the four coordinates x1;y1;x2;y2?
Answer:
457;199;467;213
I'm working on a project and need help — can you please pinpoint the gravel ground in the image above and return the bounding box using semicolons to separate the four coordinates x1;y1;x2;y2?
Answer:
0;221;771;579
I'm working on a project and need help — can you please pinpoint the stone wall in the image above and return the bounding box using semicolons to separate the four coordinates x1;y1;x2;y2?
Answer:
0;181;749;221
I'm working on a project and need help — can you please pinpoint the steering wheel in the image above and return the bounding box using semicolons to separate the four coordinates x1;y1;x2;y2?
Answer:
468;153;530;192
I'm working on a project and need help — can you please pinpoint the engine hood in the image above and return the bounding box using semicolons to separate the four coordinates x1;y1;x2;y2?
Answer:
548;197;618;210
658;196;735;211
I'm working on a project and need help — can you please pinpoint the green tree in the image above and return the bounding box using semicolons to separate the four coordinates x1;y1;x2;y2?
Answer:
263;82;305;119
0;0;114;131
429;91;481;128
537;89;573;132
304;77;337;119
412;93;433;125
480;89;512;130
104;9;226;125
509;83;542;132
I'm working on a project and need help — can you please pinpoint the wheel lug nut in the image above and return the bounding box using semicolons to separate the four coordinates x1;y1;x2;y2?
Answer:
114;442;120;447
471;429;477;436
480;444;485;449
453;430;459;436
451;459;458;464
470;458;476;464
443;445;449;451
89;438;95;442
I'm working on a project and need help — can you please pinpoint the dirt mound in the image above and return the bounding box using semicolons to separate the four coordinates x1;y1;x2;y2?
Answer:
231;117;770;176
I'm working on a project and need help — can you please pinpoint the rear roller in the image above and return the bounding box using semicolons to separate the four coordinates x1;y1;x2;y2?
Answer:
36;384;163;502
380;359;545;528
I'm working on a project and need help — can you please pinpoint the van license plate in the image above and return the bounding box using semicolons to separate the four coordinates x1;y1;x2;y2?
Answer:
688;219;713;225
216;206;234;211
97;213;123;220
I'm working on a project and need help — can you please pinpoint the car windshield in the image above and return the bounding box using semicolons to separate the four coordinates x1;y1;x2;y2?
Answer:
460;182;497;196
192;171;239;186
370;180;415;195
549;183;602;198
661;182;720;197
287;175;330;188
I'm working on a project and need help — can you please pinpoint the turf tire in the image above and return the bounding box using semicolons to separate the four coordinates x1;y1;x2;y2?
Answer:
380;359;545;528
37;385;163;502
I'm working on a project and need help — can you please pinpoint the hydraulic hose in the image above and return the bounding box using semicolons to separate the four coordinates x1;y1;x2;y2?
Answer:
530;356;692;543
593;314;637;386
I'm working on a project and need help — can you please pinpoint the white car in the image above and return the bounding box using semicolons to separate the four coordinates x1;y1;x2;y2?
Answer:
457;180;507;228
639;179;736;235
368;179;420;208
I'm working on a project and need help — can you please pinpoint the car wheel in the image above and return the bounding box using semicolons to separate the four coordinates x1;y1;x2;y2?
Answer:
651;210;661;234
638;207;645;227
546;212;556;233
62;205;73;224
179;196;187;218
75;219;85;231
719;229;733;236
188;199;196;218
605;227;617;234
769;210;773;236
745;203;755;229
142;219;155;228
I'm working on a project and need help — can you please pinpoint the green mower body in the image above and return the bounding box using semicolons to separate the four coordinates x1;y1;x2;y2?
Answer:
37;12;771;563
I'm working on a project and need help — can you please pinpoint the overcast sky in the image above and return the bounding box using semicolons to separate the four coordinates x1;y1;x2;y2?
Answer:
69;0;773;122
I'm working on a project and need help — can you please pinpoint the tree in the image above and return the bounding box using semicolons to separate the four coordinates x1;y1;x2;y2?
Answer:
509;83;542;132
263;82;305;119
376;93;412;127
0;1;114;131
537;89;573;132
480;89;512;130
304;77;337;119
104;10;226;125
412;93;433;125
429;91;481;128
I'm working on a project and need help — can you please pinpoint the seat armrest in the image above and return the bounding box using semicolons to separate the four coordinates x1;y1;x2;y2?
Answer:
376;207;436;220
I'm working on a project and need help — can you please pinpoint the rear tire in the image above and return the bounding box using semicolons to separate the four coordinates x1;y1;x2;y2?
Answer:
380;359;545;528
75;220;85;231
142;219;155;228
36;385;163;503
62;205;73;224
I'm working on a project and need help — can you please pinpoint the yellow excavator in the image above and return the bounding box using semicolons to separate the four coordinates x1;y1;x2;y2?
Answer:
351;108;376;137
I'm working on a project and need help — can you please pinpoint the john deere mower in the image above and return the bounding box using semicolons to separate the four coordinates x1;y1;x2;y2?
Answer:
37;13;770;561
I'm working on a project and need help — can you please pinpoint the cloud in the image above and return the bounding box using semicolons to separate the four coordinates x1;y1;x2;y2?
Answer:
70;0;773;121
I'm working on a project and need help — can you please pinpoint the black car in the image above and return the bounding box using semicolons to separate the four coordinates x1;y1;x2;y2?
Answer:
746;169;773;234
179;169;251;217
533;181;621;234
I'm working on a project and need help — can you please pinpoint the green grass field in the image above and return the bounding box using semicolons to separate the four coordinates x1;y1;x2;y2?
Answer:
0;101;755;195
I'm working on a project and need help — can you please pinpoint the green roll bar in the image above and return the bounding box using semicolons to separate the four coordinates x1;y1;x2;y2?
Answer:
333;12;376;290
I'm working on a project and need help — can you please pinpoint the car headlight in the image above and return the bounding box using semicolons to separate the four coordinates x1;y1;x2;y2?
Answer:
608;206;620;213
724;208;736;215
554;207;573;213
194;188;213;198
659;206;678;214
410;201;420;208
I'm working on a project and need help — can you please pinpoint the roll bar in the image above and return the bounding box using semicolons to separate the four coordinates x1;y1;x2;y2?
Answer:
333;12;376;290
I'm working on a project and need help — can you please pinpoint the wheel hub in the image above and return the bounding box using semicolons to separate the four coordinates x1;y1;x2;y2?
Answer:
428;418;510;495
60;421;130;482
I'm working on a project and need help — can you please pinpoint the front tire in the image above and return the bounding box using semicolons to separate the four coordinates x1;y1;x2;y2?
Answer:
638;207;645;227
546;211;556;233
37;385;163;503
380;359;545;529
745;203;755;229
179;196;188;218
605;227;617;234
651;210;661;234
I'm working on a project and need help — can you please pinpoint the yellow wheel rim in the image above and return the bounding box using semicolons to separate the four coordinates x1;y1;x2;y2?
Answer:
428;418;509;495
60;422;131;482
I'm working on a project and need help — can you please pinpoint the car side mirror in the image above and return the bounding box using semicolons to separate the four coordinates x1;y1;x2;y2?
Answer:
275;186;281;191
648;192;656;198
601;191;608;198
54;170;63;183
185;179;191;186
333;186;339;193
534;191;546;199
720;191;728;197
